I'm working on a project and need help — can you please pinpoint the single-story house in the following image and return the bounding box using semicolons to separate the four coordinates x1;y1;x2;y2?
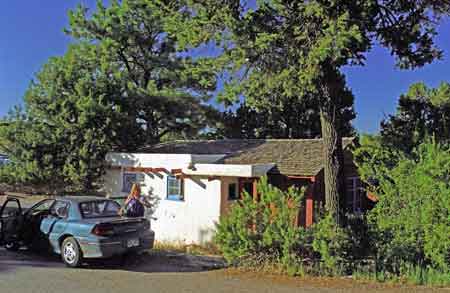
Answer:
103;138;374;244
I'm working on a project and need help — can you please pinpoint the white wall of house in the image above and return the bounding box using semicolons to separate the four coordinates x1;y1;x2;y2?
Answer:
150;175;222;244
103;152;244;244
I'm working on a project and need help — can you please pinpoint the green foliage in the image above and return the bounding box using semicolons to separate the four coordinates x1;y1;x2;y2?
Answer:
0;0;221;191
418;266;450;286
214;177;307;273
0;158;16;186
0;44;122;191
381;82;450;154
173;0;450;120
355;262;450;286
312;214;353;275
215;177;367;277
369;141;450;274
173;0;449;221
353;134;403;194
214;190;260;262
355;90;450;285
216;141;450;282
215;101;355;139
67;0;219;145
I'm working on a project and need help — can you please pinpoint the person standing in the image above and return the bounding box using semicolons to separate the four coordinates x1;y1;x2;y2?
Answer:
120;183;146;218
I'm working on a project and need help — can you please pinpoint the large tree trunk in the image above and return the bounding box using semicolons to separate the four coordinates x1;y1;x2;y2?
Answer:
320;107;346;225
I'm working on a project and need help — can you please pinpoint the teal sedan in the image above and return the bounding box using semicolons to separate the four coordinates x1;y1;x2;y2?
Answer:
0;196;155;267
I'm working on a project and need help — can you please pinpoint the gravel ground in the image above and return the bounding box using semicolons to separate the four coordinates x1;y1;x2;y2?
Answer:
0;248;448;293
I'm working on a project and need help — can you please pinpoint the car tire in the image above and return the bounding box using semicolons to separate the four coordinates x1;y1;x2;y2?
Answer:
61;237;83;268
5;241;20;252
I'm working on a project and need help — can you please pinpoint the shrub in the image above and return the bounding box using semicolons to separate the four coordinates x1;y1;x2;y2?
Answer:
368;141;450;275
312;214;353;275
215;141;450;283
214;176;307;273
214;191;260;262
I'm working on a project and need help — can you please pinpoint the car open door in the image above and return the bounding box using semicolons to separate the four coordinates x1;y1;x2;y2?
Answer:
0;197;23;249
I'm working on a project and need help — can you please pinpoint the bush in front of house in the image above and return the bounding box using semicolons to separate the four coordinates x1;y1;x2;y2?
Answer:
214;177;361;276
311;214;354;275
216;141;450;284
367;141;450;284
352;139;450;285
214;177;310;275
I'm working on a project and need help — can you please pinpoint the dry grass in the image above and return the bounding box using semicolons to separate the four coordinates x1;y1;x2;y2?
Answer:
153;241;222;256
219;268;443;291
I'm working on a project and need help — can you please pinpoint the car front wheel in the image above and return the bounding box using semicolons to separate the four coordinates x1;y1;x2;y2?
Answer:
61;237;82;268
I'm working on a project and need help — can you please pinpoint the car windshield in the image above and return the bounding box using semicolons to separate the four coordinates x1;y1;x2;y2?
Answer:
79;200;120;218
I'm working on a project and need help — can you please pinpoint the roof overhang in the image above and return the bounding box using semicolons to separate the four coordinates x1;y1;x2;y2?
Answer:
183;163;276;178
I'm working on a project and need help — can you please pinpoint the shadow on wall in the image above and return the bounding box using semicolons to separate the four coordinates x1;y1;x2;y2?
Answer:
100;153;139;197
102;152;139;197
143;187;161;220
103;152;162;221
190;176;206;189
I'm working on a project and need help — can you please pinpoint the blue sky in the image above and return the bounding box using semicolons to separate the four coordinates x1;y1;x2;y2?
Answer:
1;1;449;133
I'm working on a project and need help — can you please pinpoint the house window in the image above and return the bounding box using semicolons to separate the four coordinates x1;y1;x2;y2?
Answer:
122;173;137;193
242;182;253;196
228;183;238;200
167;175;184;201
346;177;364;214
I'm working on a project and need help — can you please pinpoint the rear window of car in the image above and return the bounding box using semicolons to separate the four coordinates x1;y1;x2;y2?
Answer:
79;200;121;218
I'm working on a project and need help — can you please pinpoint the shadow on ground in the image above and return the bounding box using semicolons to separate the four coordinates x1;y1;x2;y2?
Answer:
0;248;226;274
87;250;226;273
0;248;63;273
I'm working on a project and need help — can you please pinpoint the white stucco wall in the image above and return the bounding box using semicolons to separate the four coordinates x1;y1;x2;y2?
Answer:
103;152;234;244
150;175;222;244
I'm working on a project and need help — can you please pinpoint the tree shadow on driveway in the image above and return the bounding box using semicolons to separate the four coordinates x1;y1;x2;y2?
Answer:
87;250;226;273
0;248;64;273
0;248;226;274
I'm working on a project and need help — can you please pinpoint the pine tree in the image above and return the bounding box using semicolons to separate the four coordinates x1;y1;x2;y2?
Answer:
169;0;450;223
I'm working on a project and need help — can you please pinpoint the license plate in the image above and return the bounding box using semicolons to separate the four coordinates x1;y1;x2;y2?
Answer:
126;239;140;248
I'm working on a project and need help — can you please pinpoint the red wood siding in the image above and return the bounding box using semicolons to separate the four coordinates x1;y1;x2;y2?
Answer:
267;167;373;228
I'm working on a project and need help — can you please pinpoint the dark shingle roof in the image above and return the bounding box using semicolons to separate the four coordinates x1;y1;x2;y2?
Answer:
140;140;269;155
139;138;355;176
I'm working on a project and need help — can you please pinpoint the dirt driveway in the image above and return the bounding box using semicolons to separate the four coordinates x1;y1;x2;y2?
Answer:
0;248;447;293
